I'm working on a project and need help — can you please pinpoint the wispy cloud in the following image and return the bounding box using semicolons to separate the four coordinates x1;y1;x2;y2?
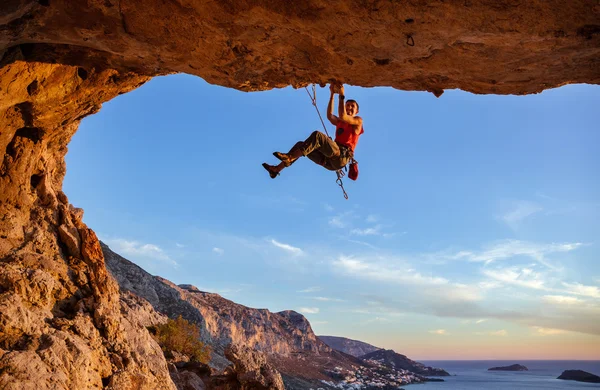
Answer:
175;242;185;248
365;317;392;324
366;214;379;223
298;307;319;314
334;255;449;287
333;255;483;306
498;200;543;228
543;295;585;305
351;225;383;236
297;286;322;293
476;330;507;337
476;319;488;324
270;239;304;256
429;329;448;335
482;266;548;290
329;211;354;228
561;282;600;299
449;239;582;269
212;247;224;255
103;238;177;266
533;327;568;336
324;203;334;212
311;296;345;302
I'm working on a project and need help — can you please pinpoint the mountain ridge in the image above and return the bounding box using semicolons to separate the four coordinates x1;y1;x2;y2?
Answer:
103;242;447;388
318;335;382;357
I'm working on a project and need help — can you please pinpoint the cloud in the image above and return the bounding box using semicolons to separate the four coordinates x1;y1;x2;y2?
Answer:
499;200;542;228
451;240;583;269
297;286;322;293
366;215;379;223
175;242;185;248
482;266;548;290
476;330;507;336
311;296;345;302
429;329;448;335
543;295;585;305
365;317;392;324
212;247;224;255
298;307;319;314
561;282;600;299
270;239;303;255
476;319;488;324
533;327;568;336
104;238;177;266
328;211;353;228
324;203;334;212
334;255;449;287
351;225;383;236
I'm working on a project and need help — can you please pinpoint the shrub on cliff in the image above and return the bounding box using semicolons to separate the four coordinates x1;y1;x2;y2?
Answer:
152;316;211;363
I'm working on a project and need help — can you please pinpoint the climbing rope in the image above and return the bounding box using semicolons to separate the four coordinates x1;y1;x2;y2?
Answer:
304;84;330;138
304;84;349;200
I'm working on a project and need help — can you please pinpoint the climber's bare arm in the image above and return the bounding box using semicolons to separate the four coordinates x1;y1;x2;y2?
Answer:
340;114;363;130
336;85;362;132
327;87;339;126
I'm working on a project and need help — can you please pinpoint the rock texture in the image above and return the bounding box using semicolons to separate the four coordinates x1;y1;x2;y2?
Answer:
319;335;381;357
0;209;175;389
224;344;285;390
1;2;599;388
360;349;449;377
2;1;599;94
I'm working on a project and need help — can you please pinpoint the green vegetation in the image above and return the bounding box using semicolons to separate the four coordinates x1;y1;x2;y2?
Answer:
152;316;211;363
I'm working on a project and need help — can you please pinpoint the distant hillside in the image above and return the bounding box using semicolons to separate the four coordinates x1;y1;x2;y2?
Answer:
102;242;436;389
318;336;381;357
361;349;450;377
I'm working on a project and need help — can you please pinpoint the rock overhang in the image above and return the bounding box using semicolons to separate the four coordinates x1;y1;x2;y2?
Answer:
2;0;599;95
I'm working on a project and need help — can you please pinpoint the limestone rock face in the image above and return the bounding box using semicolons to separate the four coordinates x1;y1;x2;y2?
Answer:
2;1;599;94
224;344;285;390
319;335;381;358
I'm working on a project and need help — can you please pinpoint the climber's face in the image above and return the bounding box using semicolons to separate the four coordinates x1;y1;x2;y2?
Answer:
345;101;359;116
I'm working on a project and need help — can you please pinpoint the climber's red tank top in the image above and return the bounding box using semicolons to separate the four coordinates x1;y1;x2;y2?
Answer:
335;120;364;152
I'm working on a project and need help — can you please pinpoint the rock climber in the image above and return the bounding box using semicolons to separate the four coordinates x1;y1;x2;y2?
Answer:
262;83;364;178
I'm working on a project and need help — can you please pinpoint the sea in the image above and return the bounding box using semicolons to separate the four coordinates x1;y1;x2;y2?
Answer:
409;361;600;389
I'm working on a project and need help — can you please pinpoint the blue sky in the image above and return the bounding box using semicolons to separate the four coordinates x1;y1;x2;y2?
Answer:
64;75;600;359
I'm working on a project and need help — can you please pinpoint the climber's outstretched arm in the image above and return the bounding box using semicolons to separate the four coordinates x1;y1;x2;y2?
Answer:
337;85;363;128
327;85;339;126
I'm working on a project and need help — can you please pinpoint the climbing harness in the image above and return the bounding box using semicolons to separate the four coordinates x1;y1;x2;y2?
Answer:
304;84;350;200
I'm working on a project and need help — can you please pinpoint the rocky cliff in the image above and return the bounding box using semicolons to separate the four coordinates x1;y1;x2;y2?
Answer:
103;243;446;389
1;2;599;388
319;335;381;357
103;242;331;370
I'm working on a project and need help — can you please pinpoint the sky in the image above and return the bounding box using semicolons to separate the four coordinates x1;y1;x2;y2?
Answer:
63;74;600;360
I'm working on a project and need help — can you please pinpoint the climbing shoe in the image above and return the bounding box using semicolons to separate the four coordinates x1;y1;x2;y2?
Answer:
273;152;293;167
262;163;279;179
